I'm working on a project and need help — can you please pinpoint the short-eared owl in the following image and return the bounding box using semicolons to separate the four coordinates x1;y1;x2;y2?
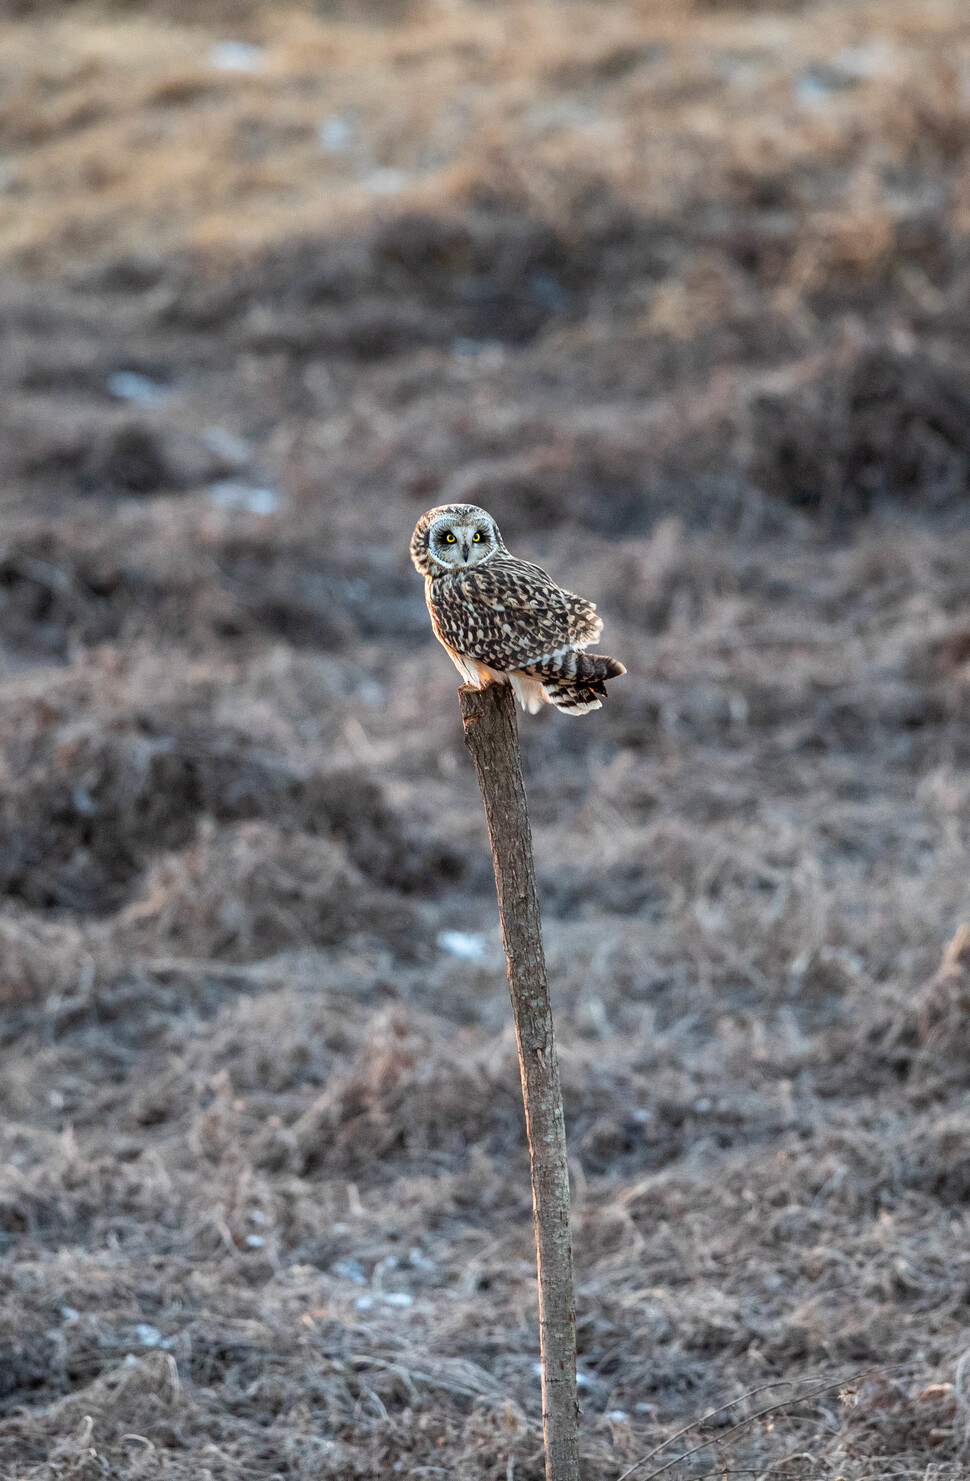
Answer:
410;503;625;715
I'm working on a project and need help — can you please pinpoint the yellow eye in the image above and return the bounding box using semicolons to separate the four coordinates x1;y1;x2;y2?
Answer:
472;532;482;543
444;532;457;544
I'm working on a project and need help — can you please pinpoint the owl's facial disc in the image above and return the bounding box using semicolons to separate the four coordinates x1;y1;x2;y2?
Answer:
429;514;496;567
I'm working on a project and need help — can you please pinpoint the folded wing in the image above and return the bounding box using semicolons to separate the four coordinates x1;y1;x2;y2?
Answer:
430;557;603;672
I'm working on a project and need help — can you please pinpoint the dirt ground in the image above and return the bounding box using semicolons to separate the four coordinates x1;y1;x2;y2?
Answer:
2;0;970;1476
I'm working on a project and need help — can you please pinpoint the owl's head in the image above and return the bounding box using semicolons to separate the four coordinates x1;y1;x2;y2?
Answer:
410;504;504;575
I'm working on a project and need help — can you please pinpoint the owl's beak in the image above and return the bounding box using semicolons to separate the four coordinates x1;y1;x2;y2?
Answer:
461;542;470;561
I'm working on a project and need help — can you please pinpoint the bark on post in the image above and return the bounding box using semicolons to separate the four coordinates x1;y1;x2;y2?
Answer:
459;680;580;1481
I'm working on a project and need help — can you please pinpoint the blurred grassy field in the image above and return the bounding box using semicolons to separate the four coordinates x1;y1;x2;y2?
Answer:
1;2;970;1479
2;0;968;273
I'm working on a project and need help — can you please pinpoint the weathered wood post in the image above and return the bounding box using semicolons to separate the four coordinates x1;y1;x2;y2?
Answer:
459;680;580;1481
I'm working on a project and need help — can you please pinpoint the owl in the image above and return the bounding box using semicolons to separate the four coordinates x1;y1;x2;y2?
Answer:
410;503;625;714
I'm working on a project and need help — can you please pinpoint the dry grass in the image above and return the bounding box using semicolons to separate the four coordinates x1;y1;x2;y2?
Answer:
1;0;970;1477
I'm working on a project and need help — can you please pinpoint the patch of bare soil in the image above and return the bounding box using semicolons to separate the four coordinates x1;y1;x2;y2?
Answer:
1;2;970;1478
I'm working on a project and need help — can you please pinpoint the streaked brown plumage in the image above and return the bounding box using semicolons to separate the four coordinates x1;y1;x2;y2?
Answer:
409;503;625;714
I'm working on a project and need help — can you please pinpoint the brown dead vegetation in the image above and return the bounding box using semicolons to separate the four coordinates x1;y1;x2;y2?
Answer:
1;1;970;1478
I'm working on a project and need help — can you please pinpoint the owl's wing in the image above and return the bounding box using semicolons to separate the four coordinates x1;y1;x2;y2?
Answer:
430;557;603;671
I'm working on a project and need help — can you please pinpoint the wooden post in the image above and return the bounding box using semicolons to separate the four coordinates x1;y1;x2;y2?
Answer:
459;681;580;1481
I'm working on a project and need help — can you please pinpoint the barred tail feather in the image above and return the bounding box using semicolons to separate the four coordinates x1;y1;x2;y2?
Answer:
546;689;603;714
524;650;626;716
